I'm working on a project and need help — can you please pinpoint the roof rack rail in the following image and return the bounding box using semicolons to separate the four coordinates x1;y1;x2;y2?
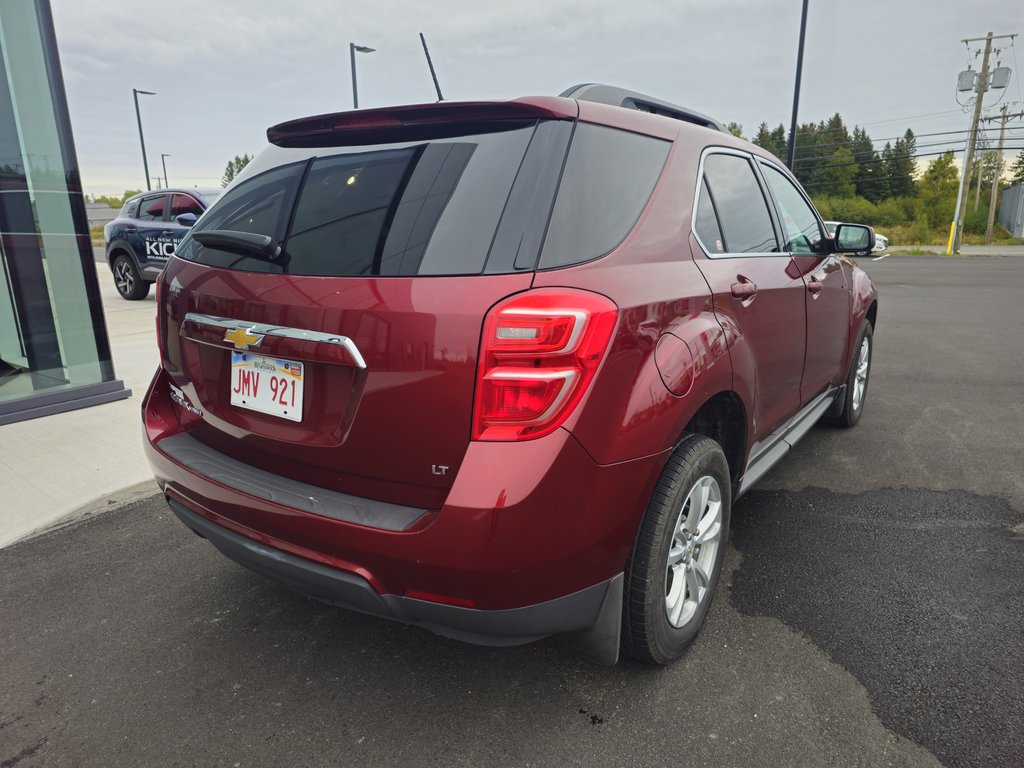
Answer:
559;83;725;133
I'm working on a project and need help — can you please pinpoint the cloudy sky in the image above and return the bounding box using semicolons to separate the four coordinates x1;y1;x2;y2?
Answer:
49;0;1022;196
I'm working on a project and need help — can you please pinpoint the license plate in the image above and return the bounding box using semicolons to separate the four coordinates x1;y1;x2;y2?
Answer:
230;352;304;422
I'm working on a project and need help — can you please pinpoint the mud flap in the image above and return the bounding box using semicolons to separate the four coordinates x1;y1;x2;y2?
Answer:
824;384;847;417
556;573;623;666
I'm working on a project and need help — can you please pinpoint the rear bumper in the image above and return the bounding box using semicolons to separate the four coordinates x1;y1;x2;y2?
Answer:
143;368;665;657
168;495;622;656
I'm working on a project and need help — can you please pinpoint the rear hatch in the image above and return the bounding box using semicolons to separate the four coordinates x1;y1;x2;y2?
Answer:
158;102;576;509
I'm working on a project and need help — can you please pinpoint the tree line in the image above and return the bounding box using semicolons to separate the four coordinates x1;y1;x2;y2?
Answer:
730;114;1024;240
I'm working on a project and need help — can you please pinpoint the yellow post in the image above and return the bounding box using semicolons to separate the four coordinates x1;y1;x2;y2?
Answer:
946;221;957;255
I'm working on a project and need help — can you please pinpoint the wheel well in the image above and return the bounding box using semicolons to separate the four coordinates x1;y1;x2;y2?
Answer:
108;246;131;269
866;300;878;329
682;392;746;483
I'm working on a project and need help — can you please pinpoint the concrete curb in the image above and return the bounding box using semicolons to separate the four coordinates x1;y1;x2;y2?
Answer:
9;480;161;548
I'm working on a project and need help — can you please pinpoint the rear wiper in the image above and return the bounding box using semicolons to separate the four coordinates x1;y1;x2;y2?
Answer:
193;230;285;262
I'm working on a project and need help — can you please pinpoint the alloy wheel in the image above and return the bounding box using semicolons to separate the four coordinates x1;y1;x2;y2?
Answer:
665;475;723;628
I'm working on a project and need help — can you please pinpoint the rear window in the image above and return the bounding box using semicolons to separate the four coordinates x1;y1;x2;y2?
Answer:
178;125;545;276
539;123;669;269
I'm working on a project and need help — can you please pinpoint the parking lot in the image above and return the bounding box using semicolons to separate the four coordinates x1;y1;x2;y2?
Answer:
1;255;1021;768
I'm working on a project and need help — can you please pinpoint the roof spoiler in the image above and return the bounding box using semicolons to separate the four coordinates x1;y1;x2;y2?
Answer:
267;99;577;148
559;83;725;133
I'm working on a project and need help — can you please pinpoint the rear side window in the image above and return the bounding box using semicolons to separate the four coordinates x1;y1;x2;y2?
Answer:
121;200;139;219
137;195;166;222
540;124;669;269
701;154;777;254
179;125;543;276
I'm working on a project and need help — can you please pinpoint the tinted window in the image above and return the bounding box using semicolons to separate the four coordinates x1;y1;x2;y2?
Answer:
694;178;725;253
137;195;166;222
181;126;539;277
760;163;825;254
178;163;305;273
540;124;669;269
169;194;203;218
121;199;139;219
702;154;777;254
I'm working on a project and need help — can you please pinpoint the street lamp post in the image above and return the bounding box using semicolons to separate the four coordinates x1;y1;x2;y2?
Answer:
786;0;810;170
160;154;171;189
349;43;375;108
132;88;156;190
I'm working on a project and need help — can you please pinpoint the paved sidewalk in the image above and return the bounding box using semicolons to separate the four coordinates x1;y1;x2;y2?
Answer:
0;267;159;547
887;244;1024;256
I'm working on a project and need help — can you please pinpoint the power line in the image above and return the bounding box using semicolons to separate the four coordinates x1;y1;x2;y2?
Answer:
787;126;1003;156
792;135;1009;163
857;109;966;127
795;146;1024;190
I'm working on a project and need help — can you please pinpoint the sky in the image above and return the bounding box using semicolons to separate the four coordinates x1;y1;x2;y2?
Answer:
48;0;1023;197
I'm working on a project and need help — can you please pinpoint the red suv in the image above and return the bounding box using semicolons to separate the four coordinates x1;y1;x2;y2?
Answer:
143;84;877;665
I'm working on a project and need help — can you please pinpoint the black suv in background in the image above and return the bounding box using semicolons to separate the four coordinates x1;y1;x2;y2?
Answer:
104;187;220;299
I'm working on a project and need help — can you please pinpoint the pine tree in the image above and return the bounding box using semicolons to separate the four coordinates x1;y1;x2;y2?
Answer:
221;153;254;187
885;131;917;198
851;127;887;202
917;152;958;226
753;122;787;160
1009;150;1024;185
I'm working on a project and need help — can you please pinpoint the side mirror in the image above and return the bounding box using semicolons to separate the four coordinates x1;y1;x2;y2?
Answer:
175;213;198;227
833;223;875;254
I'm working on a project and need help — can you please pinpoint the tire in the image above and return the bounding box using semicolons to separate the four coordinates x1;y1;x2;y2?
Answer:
621;433;731;665
828;321;872;428
112;253;150;300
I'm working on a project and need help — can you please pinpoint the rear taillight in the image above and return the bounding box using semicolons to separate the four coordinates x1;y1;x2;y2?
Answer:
473;289;618;441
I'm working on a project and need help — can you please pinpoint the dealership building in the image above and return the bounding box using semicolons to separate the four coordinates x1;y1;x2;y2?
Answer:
0;0;128;425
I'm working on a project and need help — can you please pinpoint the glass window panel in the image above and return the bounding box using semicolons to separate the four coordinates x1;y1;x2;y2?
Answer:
541;124;669;268
760;163;826;254
703;154;778;254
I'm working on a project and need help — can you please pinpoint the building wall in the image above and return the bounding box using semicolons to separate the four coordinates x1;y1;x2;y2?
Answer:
0;0;128;424
85;202;118;229
998;184;1024;239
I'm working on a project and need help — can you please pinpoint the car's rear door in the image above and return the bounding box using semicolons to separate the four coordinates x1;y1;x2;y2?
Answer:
163;192;204;256
159;116;573;510
133;193;169;279
690;150;807;442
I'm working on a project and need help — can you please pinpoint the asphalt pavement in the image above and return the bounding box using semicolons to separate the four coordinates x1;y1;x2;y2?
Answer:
1;255;1022;767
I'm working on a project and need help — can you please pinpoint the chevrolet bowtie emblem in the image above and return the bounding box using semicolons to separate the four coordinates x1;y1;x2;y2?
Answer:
224;327;264;350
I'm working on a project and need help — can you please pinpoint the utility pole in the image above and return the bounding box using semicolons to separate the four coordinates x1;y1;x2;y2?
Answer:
984;106;1024;243
160;153;171;189
951;32;1016;253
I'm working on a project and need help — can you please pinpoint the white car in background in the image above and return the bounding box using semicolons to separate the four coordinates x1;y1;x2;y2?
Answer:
825;221;888;253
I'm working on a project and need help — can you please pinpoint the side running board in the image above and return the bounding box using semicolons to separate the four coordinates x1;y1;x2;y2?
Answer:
737;387;843;498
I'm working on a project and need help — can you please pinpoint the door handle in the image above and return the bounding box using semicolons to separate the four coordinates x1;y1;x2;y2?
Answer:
731;281;758;299
807;280;823;295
